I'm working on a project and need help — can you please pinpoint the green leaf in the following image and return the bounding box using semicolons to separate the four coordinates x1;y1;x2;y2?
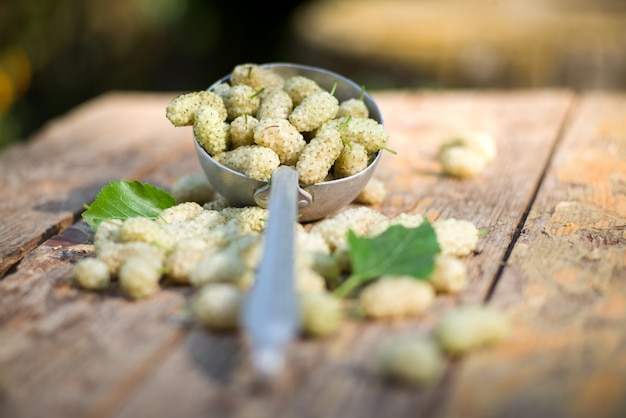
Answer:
82;180;176;231
334;222;440;298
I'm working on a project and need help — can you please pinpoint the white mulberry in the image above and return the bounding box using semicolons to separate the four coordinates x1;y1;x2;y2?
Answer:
119;217;174;250
389;212;424;229
433;218;479;256
377;336;445;387
189;251;248;288
359;276;435;320
283;75;323;106
289;91;339;132
442;131;496;162
191;283;243;331
165;239;216;285
96;241;166;277
296;268;327;292
230;63;285;90
257;87;293;120
119;254;163;300
299;292;344;338
93;219;123;254
220;206;268;233
157;202;205;224
229;114;259;148
439;146;487;179
309;207;389;251
166;90;227;126
333;142;368;178
353;177;386;205
296;125;343;184
223;84;260;120
337;98;369;118
253;118;305;165
434;305;510;356
213;145;280;181
428;254;468;293
338;116;388;154
194;105;231;155
72;258;111;291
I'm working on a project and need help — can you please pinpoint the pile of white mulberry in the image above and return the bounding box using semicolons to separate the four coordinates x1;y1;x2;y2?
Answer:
72;174;509;387
165;63;388;185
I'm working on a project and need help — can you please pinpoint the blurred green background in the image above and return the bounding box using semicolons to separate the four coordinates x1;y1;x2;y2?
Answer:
0;0;307;148
1;0;625;149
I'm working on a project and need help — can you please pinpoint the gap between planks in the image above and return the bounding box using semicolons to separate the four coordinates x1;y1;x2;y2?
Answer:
483;93;581;302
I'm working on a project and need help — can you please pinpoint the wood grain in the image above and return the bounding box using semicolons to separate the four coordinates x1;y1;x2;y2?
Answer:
0;89;584;417
0;92;191;278
441;92;626;418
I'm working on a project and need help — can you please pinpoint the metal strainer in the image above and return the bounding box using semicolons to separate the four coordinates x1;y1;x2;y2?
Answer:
194;63;384;377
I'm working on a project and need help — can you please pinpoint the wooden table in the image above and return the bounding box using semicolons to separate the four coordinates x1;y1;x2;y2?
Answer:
1;89;625;418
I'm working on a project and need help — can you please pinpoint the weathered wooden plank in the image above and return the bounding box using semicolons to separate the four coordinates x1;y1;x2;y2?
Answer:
0;94;204;417
375;90;574;303
441;92;626;418
0;92;191;278
112;90;573;418
0;222;191;418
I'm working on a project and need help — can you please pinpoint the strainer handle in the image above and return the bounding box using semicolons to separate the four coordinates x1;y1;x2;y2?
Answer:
242;166;300;377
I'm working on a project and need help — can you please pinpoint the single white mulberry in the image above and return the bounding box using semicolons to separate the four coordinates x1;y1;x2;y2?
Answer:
194;105;231;155
257;87;293;120
337;98;369;118
296;124;343;184
433;218;479;256
442;131;496;162
72;257;111;291
333;142;368;178
220;206;268;233
337;116;388;154
283;75;323;106
434;305;510;356
93;219;123;254
223;84;260;120
428;254;468;293
359;276;435;320
190;283;243;331
253;118;305;166
119;254;163;300
377;336;445;386
353;177;386;205
213;145;280;181
230;63;285;91
389;212;424;229
439;146;487;179
166;90;227;126
299;292;344;338
229;114;259;148
289;91;339;132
